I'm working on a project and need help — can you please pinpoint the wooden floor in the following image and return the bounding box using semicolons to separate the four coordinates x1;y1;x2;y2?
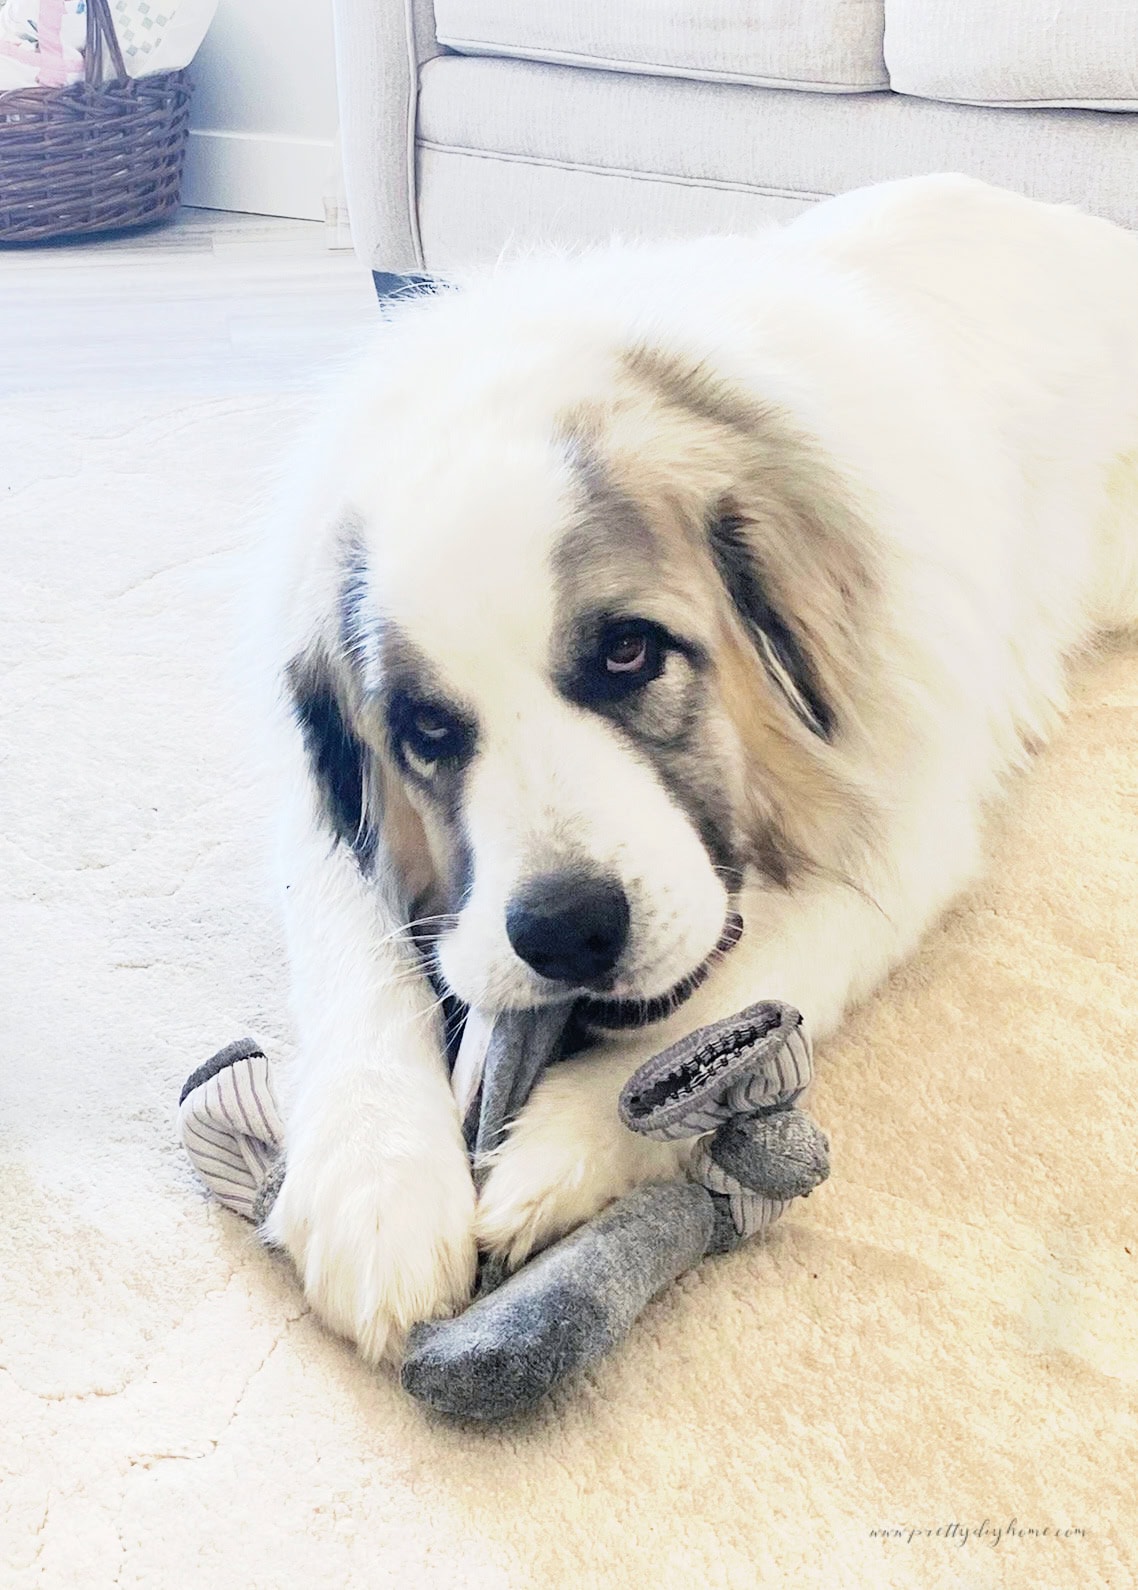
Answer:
0;207;381;397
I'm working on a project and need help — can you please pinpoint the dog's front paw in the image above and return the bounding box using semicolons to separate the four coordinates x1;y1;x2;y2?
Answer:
474;1049;692;1270
264;1126;478;1366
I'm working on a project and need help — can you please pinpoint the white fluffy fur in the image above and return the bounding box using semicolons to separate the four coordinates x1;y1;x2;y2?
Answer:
263;177;1138;1364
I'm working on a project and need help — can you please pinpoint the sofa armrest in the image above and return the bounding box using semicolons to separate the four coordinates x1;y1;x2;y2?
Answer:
333;0;442;272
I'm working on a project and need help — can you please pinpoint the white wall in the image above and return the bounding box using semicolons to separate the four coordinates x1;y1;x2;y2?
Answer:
183;0;342;220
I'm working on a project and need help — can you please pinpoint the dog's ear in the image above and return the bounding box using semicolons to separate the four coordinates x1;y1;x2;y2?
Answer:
287;650;375;859
708;513;834;740
286;649;436;912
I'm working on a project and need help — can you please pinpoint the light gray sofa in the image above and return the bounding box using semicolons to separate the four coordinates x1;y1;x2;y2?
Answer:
333;0;1138;289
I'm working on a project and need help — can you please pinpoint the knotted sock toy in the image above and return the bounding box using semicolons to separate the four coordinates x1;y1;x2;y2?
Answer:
179;999;829;1419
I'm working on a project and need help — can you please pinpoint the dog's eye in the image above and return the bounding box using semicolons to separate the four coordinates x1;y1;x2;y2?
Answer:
390;696;471;775
605;632;649;674
591;622;665;698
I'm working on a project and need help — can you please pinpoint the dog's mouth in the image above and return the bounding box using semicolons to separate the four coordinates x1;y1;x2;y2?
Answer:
421;902;744;1034
576;909;744;1031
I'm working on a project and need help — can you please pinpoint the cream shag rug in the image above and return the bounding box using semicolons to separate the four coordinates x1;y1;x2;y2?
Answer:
2;316;1136;1590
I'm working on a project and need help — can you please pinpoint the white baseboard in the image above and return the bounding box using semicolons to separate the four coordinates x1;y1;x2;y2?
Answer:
182;129;339;221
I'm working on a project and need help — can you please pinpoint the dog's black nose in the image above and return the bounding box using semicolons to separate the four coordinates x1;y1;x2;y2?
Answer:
506;872;630;985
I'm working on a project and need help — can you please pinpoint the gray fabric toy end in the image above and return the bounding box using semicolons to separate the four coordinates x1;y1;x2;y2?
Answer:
467;1002;574;1169
709;1109;830;1202
401;1180;715;1421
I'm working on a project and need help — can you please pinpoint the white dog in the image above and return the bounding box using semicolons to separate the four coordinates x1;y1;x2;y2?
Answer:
261;175;1138;1365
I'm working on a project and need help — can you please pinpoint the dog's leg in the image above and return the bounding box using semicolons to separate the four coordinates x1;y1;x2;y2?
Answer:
475;875;917;1267
263;787;477;1365
473;1032;696;1270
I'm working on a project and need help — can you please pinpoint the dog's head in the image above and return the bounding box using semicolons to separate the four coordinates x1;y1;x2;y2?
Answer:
287;326;879;1016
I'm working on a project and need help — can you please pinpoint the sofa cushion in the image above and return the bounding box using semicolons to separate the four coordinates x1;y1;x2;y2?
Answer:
885;0;1138;110
432;0;888;94
416;56;1138;272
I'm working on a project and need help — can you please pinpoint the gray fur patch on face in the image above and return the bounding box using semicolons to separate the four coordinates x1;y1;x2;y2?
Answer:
619;345;877;738
558;442;660;565
556;348;884;896
369;623;478;900
620;344;761;437
551;451;742;880
330;546;478;920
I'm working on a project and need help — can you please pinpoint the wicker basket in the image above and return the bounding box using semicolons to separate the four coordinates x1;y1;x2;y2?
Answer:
0;0;192;244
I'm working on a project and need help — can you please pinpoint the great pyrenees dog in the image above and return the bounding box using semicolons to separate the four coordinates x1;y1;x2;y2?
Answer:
262;175;1138;1364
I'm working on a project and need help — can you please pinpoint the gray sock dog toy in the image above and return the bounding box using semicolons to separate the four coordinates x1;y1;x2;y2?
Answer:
179;1001;828;1420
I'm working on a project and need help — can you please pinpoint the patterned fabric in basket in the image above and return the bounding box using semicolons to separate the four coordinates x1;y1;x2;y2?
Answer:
111;0;215;79
0;0;194;244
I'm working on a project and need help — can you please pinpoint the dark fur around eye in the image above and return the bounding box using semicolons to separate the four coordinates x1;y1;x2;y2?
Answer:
568;618;672;706
708;515;834;739
387;691;476;771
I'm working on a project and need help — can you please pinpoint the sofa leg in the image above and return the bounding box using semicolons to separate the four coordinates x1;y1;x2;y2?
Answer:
371;270;439;306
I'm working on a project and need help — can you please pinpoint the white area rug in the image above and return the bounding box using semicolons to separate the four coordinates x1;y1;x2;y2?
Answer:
2;218;1136;1588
